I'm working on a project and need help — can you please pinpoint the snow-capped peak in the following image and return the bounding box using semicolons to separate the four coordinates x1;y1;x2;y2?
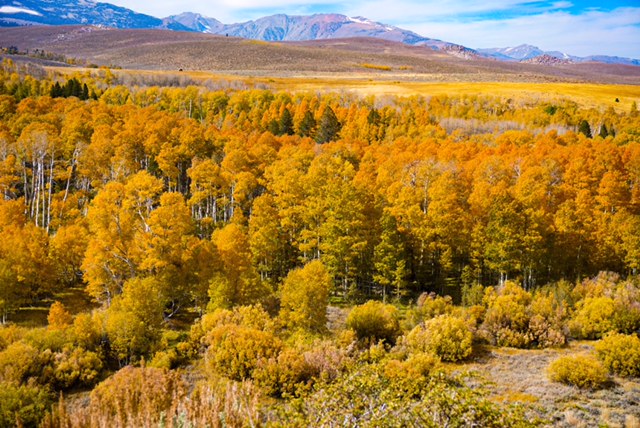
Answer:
348;16;374;25
0;6;42;16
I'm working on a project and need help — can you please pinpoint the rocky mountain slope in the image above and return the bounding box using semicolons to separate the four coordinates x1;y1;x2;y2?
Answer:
0;0;187;29
479;44;640;66
1;0;637;65
164;12;459;52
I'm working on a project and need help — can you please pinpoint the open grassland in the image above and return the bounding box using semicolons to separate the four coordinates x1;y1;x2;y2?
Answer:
263;79;640;111
49;65;640;111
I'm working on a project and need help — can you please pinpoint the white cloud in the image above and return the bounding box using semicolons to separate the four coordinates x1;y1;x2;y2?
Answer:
401;7;640;57
106;0;341;20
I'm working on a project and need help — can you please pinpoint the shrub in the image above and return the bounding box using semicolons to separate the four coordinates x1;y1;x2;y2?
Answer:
205;324;282;381
572;271;619;300
527;314;566;348
611;282;640;334
416;293;453;318
105;277;164;364
88;366;186;427
569;296;616;339
481;282;568;349
192;305;274;346
51;346;103;389
0;381;52;427
570;275;640;335
527;292;567;348
406;315;473;362
547;354;610;389
346;300;401;345
481;282;532;347
408;293;455;327
595;333;640;377
23;326;73;352
284;363;534;427
148;349;179;369
72;311;104;351
0;341;40;383
47;301;73;330
0;324;27;351
383;352;441;396
279;260;331;333
462;282;485;307
253;348;315;397
302;340;350;382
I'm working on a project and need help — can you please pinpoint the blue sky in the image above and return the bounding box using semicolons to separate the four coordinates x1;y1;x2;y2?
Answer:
106;0;640;58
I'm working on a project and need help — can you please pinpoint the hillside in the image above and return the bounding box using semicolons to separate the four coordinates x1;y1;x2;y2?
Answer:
1;26;640;85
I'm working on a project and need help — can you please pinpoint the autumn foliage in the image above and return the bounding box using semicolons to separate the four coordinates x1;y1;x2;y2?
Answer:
0;59;639;426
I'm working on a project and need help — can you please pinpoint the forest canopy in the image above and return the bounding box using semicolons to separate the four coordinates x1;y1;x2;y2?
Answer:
0;57;639;427
1;58;639;318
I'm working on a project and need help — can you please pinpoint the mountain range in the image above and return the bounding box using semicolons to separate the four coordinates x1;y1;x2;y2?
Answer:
1;0;638;66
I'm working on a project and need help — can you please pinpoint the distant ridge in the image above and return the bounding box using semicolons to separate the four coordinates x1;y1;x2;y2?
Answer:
478;44;640;66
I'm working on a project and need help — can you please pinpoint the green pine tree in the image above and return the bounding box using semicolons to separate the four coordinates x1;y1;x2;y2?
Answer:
298;110;316;138
315;106;341;144
599;123;608;138
279;108;294;135
578;120;592;138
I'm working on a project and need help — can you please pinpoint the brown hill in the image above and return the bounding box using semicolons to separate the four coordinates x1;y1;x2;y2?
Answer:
1;26;639;84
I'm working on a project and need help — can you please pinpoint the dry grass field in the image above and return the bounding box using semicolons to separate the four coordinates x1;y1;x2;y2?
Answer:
4;24;634;112
44;64;640;112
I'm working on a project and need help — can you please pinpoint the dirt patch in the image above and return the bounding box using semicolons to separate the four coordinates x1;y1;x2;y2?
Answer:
461;342;640;427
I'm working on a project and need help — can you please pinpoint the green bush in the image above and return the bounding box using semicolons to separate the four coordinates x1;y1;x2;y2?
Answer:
547;354;610;389
0;341;40;383
0;381;52;427
284;363;535;427
406;315;473;362
346;300;401;345
51;346;103;389
595;333;640;377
